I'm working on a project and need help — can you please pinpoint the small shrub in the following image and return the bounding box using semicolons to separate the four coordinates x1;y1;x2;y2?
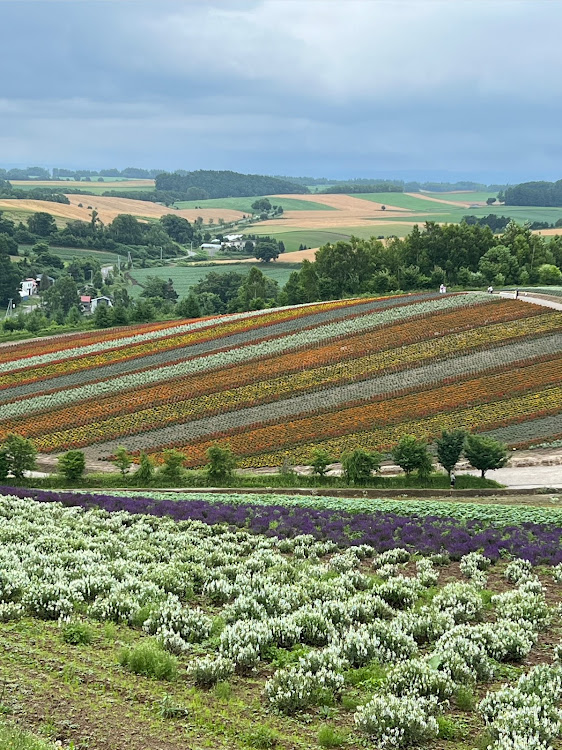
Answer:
243;725;280;748
318;725;345;748
61;621;94;645
119;640;177;680
187;654;235;687
455;685;476;711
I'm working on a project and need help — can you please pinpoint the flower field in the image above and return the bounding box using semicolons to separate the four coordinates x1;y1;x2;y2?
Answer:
2;292;562;464
2;488;562;749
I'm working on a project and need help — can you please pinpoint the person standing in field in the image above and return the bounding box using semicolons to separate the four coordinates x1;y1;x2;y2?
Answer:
450;471;456;489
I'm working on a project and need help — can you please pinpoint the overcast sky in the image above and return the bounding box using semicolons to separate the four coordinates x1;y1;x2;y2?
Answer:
1;0;561;181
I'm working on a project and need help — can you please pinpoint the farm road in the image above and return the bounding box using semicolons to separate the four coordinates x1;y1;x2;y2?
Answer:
460;464;562;489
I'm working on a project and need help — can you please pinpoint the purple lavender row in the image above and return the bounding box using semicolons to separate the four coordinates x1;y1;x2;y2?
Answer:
3;486;561;565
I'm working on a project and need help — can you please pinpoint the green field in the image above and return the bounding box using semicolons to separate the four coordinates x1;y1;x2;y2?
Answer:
422;191;496;203
252;224;434;248
20;245;120;264
128;262;301;297
352;192;439;211
13;179;154;194
174;196;335;213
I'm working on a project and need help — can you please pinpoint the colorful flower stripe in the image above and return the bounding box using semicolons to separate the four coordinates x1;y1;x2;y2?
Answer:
19;318;562;453
63;332;562;459
0;319;180;366
235;387;562;468
0;294;483;420
1;297;384;387
0;299;536;440
480;413;562;448
162;365;562;466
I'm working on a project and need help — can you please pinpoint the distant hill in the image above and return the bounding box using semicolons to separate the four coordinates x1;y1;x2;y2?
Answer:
155;170;306;199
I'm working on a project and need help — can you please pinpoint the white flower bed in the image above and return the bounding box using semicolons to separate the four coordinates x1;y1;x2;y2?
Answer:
0;491;561;748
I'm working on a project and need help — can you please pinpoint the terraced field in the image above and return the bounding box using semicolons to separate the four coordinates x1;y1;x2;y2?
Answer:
2;293;562;465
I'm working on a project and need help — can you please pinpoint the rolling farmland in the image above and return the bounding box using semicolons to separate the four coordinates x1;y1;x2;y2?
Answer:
2;293;561;464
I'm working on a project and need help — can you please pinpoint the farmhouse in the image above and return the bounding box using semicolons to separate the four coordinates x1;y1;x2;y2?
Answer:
19;278;38;298
91;295;113;313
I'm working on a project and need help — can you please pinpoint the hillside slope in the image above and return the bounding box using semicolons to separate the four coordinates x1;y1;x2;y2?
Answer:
2;293;562;465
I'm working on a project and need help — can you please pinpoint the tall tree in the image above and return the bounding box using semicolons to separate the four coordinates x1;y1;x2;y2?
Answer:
464;435;508;478
436;429;466;478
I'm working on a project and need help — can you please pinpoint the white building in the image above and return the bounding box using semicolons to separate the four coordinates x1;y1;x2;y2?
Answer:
19;278;38;298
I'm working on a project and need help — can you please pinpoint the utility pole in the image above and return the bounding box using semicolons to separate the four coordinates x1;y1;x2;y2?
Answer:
127;251;133;269
117;255;121;273
5;298;13;318
160;246;163;262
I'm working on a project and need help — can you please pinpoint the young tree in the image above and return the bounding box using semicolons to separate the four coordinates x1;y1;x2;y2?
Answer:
310;448;332;478
436;429;466;478
464;434;508;478
392;435;433;477
113;446;132;477
3;433;37;479
341;449;381;485
159;449;186;482
58;450;86;481
133;451;154;485
206;444;237;482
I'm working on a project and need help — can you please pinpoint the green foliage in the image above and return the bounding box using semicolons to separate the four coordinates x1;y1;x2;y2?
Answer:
57;450;86;482
251;198;272;212
317;725;345;748
155;170;305;199
93;302;112;328
2;433;37;479
242;725;280;748
113;446;132;476
0;449;9;482
159;449;186;482
119;640;177;680
206;444;237;482
341;448;381;485
436;429;466;476
454;685;476;710
392;435;432;477
310;448;333;478
61;621;94;645
538;263;562;285
158;694;190;719
436;716;462;740
0;719;59;750
464;434;509;477
134;451;154;484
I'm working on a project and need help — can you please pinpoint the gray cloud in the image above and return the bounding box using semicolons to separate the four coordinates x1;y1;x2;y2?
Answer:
1;0;561;179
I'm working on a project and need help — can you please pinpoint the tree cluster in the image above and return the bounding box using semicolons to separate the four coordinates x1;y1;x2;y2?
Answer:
279;220;562;302
155;170;306;199
502;180;562;207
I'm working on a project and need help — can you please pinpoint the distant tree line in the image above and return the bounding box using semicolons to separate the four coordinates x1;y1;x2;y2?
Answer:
501;180;562;207
0;166;163;180
155;170;307;199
